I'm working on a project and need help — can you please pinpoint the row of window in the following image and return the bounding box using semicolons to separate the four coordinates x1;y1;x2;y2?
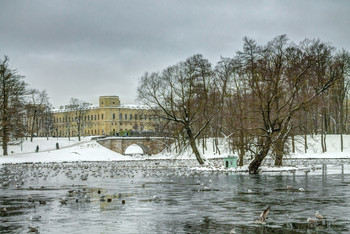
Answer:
53;113;160;123
55;129;100;137
111;122;153;127
54;114;105;123
113;113;159;121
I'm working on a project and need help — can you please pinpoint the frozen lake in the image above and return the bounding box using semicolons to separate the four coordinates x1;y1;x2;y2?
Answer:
0;161;349;233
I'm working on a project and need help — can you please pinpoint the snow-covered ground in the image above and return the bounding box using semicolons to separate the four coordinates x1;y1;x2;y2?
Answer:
3;137;92;155
290;135;350;158
0;135;349;166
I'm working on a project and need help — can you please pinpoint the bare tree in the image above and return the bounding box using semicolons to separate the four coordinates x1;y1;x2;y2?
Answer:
26;89;49;142
63;110;72;140
234;36;338;173
329;50;350;151
42;104;54;140
0;56;27;156
69;98;89;141
138;54;224;165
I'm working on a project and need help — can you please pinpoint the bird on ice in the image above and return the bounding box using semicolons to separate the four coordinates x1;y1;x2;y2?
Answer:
258;206;270;224
307;217;318;224
29;215;41;221
28;225;39;232
59;197;67;205
315;211;326;219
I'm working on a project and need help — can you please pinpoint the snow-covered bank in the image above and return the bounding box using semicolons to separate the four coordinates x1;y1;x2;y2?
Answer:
191;165;323;173
0;135;350;167
0;139;138;164
0;137;93;155
152;134;350;160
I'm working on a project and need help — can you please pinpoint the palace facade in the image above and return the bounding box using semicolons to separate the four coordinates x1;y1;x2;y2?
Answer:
33;96;162;137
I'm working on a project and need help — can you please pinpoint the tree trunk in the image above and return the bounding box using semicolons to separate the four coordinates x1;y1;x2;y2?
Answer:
2;93;8;156
248;137;271;174
78;120;81;142
346;95;349;134
186;126;204;165
321;114;325;153
2;127;8;156
274;138;283;166
291;135;295;153
238;147;244;166
30;111;37;142
215;137;220;155
321;132;325;153
202;137;205;154
238;132;245;166
340;99;344;152
341;133;343;152
304;134;308;153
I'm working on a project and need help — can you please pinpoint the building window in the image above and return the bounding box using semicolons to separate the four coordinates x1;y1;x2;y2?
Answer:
135;114;137;120
98;114;100;120
130;114;132;120
145;115;147;120
113;113;115;119
119;113;122;120
125;114;127;120
94;115;96;120
102;114;104;120
88;115;90;121
91;115;93;121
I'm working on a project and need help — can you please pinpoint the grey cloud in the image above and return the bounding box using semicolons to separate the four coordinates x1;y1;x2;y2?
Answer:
0;0;349;107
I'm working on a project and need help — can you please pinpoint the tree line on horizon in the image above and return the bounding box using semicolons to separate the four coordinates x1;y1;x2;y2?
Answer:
138;35;350;174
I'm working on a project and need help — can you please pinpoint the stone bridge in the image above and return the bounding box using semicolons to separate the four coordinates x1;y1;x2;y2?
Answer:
96;137;174;155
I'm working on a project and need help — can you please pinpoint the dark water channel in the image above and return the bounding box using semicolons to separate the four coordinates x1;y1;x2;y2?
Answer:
0;161;349;233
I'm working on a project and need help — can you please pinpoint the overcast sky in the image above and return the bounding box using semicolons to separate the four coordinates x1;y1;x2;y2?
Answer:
1;0;349;107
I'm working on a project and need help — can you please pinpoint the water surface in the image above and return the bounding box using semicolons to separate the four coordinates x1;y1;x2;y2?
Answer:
0;161;349;233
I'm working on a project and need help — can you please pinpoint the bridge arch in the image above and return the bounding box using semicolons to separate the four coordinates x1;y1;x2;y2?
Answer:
124;143;150;155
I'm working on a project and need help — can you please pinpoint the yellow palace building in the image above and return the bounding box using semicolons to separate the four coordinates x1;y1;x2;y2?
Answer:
47;95;162;137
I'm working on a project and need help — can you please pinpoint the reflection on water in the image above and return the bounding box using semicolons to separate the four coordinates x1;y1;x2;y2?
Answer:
0;161;349;233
